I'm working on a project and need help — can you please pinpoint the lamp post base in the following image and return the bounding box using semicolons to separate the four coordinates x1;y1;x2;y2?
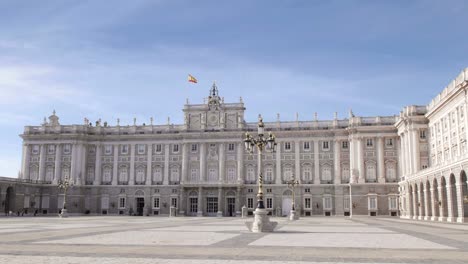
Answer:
245;208;277;233
289;210;299;221
59;209;69;218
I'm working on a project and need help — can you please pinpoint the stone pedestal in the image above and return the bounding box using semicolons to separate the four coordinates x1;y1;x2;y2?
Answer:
241;206;248;218
169;206;177;217
289;210;299;220
59;209;69;218
245;208;277;233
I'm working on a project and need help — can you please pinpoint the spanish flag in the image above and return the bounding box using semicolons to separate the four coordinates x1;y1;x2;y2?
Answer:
188;74;198;83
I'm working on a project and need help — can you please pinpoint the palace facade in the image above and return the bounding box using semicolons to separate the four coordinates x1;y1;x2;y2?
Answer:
1;68;467;222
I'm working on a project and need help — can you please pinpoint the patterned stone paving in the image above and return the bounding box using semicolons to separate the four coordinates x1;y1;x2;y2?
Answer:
0;216;467;263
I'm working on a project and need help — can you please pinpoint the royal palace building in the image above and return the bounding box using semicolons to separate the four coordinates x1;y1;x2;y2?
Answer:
1;69;467;223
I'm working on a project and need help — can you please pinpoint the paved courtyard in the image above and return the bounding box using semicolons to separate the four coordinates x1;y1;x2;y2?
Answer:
0;216;467;264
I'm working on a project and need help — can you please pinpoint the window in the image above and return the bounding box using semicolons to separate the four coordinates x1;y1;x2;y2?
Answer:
170;167;179;182
304;198;311;209
247;198;254;209
63;144;71;154
343;197;350;210
386;138;393;147
155;144;162;153
171;197;178;208
119;167;128;182
342;166;350;182
173;144;179;153
86;167;94;182
208;168;218;182
153;167;163;182
206;197;218;213
104;145;112;155
284;142;291;151
389;197;397;210
119;197;126;209
366;139;373;147
137;144;145;154
304;188;310;193
322;141;329;150
246;166;255;182
88;146;95;154
153;197;160;209
366;163;376;181
420;129;426;140
45;166;54;182
102;167;112;183
342;141;348;149
29;166;38;180
323;197;332;210
266;188;272;193
303;142;310;150
61;166;70;180
227;167;236;182
303;166;312;181
136;167;145;183
322;165;332;181
228;143;235;151
190;168;198;182
368;197;377;210
265;166;273;182
121;145;129;154
191;144;198;152
266;197;273;209
172;189;178;194
32;145;40;154
386;163;396;181
284;166;293;181
48;145;55;154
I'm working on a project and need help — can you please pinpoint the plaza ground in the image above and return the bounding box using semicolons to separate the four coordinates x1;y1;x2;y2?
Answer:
0;216;467;264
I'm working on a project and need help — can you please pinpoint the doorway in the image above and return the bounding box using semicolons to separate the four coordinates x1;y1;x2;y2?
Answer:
282;198;292;216
136;197;145;216
189;197;198;216
226;198;235;217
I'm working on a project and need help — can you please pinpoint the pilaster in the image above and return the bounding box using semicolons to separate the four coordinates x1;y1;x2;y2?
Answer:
129;144;135;186
219;143;225;183
70;143;78;183
20;143;30;180
357;138;365;183
197;186;203;216
181;143;188;183
377;137;385;183
38;144;46;181
314;140;320;184
275;142;282;184
53;144;62;184
93;144;101;185
112;144;118;185
334;140;341;184
237;142;244;184
163;144;170;185
200;143;206;182
217;187;223;217
146;144;153;185
294;141;300;183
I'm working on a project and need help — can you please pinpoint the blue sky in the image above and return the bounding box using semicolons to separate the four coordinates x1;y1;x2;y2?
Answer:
0;0;467;177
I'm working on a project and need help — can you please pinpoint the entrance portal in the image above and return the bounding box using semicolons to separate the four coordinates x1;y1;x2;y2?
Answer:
136;197;145;216
226;198;235;217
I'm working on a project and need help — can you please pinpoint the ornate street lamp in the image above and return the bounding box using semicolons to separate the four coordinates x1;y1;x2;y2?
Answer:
58;175;73;218
287;176;299;220
244;114;278;232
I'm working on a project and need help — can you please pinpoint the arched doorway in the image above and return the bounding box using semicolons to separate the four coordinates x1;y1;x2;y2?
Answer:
225;191;236;217
425;180;432;219
460;171;468;220
134;190;145;216
5;187;15;215
440;176;448;220
187;191;198;216
449;174;458;220
432;178;439;219
282;190;293;216
408;185;414;218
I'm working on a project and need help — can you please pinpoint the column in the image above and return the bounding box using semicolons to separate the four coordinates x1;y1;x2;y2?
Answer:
38;144;46;181
455;183;465;223
197;186;203;216
377;137;385;183
438;185;445;221
412;129;421;172
357;138;365;183
219;143;225;183
423;186;430;220
412;189;418;219
112;144;118;185
417;188;423;220
181;143;188;183
237;142;244;184
53;144;62;184
93;144;101;185
146;144;152;185
349;136;356;184
129;144;135;185
275;141;282;184
334;140;341;184
163;144;170;185
199;143;206;182
430;187;437;221
400;134;406;176
396;137;401;180
446;184;455;222
20;143;30;179
216;187;223;216
294;141;301;183
314;140;320;184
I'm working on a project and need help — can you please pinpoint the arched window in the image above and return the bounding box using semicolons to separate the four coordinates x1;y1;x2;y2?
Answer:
265;166;274;182
366;162;376;181
170;167;180;182
136;167;145;183
342;165;350;182
322;164;332;181
153;166;163;182
208;167;218;182
190;168;199;182
46;166;54;182
246;166;255;182
119;166;128;182
302;165;312;182
30;165;39;180
283;165;293;181
86;166;94;182
227;167;236;182
102;166;112;183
